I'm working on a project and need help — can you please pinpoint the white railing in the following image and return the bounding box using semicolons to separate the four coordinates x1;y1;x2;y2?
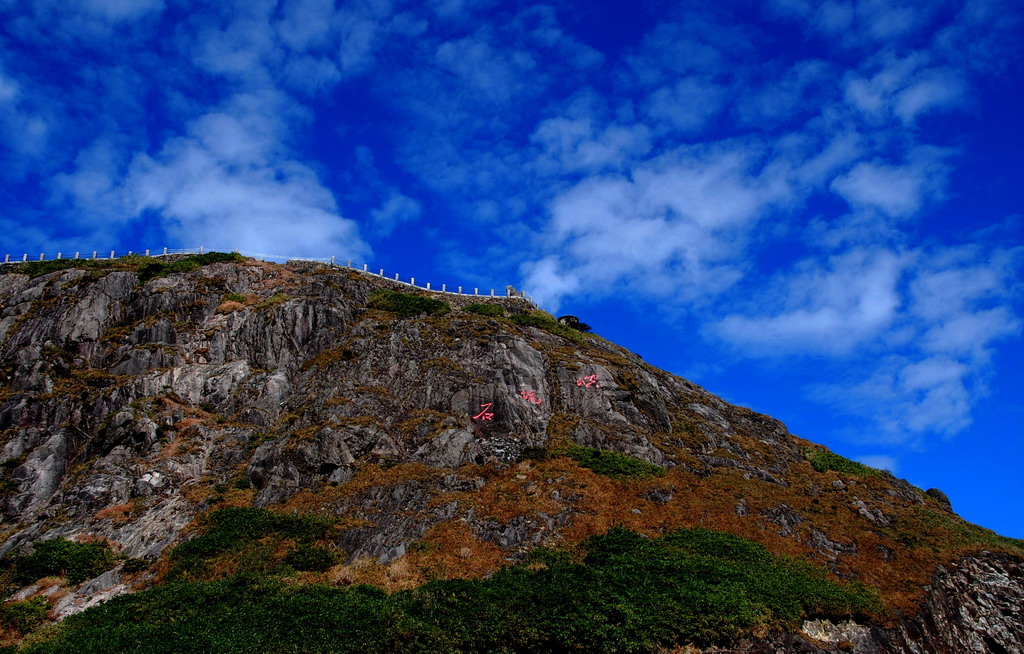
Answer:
0;247;537;305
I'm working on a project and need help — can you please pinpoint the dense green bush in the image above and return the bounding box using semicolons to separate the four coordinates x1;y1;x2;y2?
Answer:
16;526;879;654
138;252;245;282
565;445;666;479
169;507;337;579
462;303;505;317
284;544;340;572
11;538;116;585
508;312;584;344
368;290;450;318
805;448;879;476
0;597;49;634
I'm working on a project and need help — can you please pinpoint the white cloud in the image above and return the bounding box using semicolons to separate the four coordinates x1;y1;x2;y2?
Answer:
0;68;19;103
531;117;651;173
51;138;129;221
522;142;793;311
275;0;335;52
813;1;854;34
122;92;369;259
893;68;968;124
369;191;422;236
80;0;163;22
844;52;968;125
858;0;923;41
715;248;905;355
830;148;949;218
735;60;832;128
0;67;48;162
435;32;538;105
643;77;725;133
745;243;1022;443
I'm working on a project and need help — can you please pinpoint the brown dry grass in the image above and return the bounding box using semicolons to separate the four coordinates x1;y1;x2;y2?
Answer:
215;300;246;314
93;501;141;525
294;448;1020;622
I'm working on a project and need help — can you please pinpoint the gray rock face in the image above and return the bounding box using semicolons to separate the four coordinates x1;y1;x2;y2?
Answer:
802;551;1024;654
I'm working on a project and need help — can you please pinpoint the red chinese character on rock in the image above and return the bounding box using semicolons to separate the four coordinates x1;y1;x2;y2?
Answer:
576;374;600;388
473;402;494;421
520;389;542;404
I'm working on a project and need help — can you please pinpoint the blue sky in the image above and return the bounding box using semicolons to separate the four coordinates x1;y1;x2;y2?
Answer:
1;0;1021;537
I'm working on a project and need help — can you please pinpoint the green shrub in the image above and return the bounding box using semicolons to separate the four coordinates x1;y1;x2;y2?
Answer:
509;312;584;344
0;597;49;634
368;290;450;318
121;558;147;574
564;445;666;479
284;545;340;572
463;303;505;318
169;508;337;579
137;252;245;282
255;292;289;309
805;448;879;476
519;447;550;461
17;526;879;653
13;538;116;584
224;293;247;303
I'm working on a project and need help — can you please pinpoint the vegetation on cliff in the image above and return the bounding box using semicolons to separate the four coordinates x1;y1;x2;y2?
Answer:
9;524;877;653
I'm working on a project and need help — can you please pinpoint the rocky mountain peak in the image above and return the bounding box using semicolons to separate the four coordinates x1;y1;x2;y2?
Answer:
0;254;1020;652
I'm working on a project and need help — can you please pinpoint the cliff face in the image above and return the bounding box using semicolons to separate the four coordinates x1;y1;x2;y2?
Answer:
0;257;1020;652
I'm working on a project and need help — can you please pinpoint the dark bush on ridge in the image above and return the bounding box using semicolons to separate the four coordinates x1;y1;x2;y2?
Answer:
805;447;880;477
463;303;505;317
368;290;451;317
508;312;584;344
564;445;666;479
